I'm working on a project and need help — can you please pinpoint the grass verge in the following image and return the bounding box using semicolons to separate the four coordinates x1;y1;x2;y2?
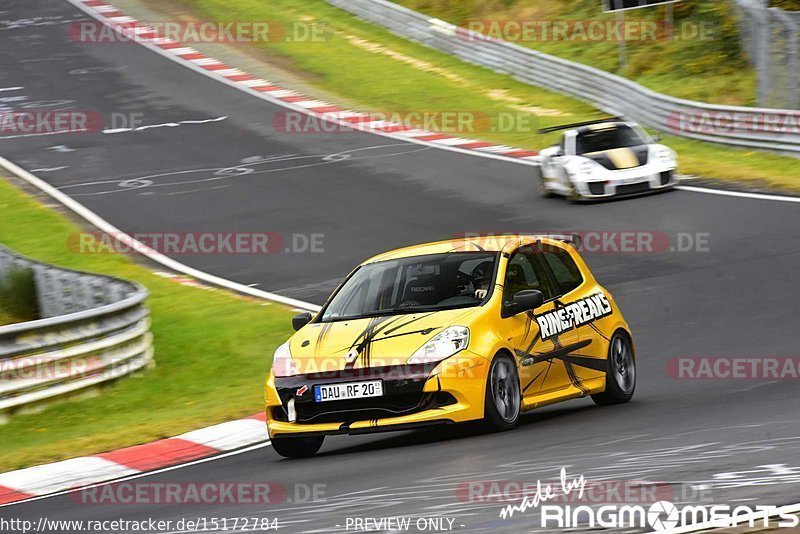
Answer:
394;0;756;106
157;0;800;190
0;176;293;472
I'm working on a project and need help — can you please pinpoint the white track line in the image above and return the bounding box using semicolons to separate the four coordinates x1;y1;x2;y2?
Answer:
0;156;321;313
677;185;800;203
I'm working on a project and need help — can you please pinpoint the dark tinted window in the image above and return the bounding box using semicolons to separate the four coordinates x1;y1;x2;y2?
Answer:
503;252;539;302
503;248;555;303
576;125;645;154
542;248;583;295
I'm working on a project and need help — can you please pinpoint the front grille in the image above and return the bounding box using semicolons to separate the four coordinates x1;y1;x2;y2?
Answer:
660;170;673;186
274;363;440;424
294;390;427;423
271;391;457;425
587;182;606;196
616;182;651;196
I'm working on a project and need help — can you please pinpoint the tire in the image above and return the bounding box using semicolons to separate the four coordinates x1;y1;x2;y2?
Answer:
566;183;583;203
270;435;325;458
483;354;521;431
591;332;636;406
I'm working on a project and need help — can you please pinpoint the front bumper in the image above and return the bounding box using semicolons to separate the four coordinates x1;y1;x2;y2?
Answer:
576;167;678;199
265;351;490;437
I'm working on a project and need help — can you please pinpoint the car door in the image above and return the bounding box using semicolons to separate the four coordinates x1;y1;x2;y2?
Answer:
499;245;579;410
537;244;607;393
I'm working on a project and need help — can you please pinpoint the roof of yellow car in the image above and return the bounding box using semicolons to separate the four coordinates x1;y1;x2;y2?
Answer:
364;235;567;264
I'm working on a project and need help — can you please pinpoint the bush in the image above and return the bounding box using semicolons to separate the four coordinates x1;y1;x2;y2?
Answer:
771;1;800;10
0;267;39;323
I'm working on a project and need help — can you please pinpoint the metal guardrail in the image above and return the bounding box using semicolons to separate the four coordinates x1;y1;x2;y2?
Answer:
0;244;153;418
329;0;800;155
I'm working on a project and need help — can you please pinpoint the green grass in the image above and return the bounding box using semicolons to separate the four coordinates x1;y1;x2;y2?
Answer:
0;177;294;471
165;0;800;190
395;0;756;106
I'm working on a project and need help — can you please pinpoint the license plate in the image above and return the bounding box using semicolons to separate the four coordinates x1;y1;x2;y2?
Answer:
620;176;646;184
314;380;383;402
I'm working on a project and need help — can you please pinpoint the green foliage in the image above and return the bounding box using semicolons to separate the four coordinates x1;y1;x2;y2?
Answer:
771;0;800;9
0;266;38;324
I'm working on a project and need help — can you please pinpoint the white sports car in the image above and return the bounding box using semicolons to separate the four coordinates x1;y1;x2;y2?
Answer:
538;119;678;201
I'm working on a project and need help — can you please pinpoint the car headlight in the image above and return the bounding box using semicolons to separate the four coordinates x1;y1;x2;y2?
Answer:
656;147;676;165
569;160;599;177
272;341;298;377
408;326;469;365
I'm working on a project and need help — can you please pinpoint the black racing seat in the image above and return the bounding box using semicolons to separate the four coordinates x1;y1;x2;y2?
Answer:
401;275;448;306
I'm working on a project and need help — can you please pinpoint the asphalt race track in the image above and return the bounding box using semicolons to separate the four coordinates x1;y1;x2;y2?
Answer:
1;0;800;532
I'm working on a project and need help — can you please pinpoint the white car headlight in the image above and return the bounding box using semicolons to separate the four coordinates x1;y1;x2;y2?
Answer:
569;160;600;177
656;147;676;165
272;341;298;377
408;326;469;365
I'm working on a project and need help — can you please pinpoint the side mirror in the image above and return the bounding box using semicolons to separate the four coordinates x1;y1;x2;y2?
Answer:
292;312;313;331
651;134;661;143
504;290;545;317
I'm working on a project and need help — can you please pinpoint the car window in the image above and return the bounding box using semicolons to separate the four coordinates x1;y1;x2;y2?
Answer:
575;125;646;154
320;252;499;322
542;248;583;296
503;249;547;304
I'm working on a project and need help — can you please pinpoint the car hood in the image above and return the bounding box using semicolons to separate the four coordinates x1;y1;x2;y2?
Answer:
289;307;480;373
583;145;649;170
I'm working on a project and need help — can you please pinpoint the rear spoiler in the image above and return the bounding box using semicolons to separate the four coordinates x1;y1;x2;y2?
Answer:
537;117;624;134
537;233;583;250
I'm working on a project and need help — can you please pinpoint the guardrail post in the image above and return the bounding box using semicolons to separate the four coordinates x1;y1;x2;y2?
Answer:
771;7;799;109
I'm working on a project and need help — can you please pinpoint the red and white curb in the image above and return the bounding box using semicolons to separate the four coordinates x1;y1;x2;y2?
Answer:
0;413;268;505
70;0;540;164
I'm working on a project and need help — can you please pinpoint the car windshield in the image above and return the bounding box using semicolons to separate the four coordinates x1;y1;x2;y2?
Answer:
576;125;646;154
320;252;499;322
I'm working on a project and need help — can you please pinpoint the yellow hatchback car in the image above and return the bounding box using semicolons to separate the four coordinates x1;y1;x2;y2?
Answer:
265;234;635;458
